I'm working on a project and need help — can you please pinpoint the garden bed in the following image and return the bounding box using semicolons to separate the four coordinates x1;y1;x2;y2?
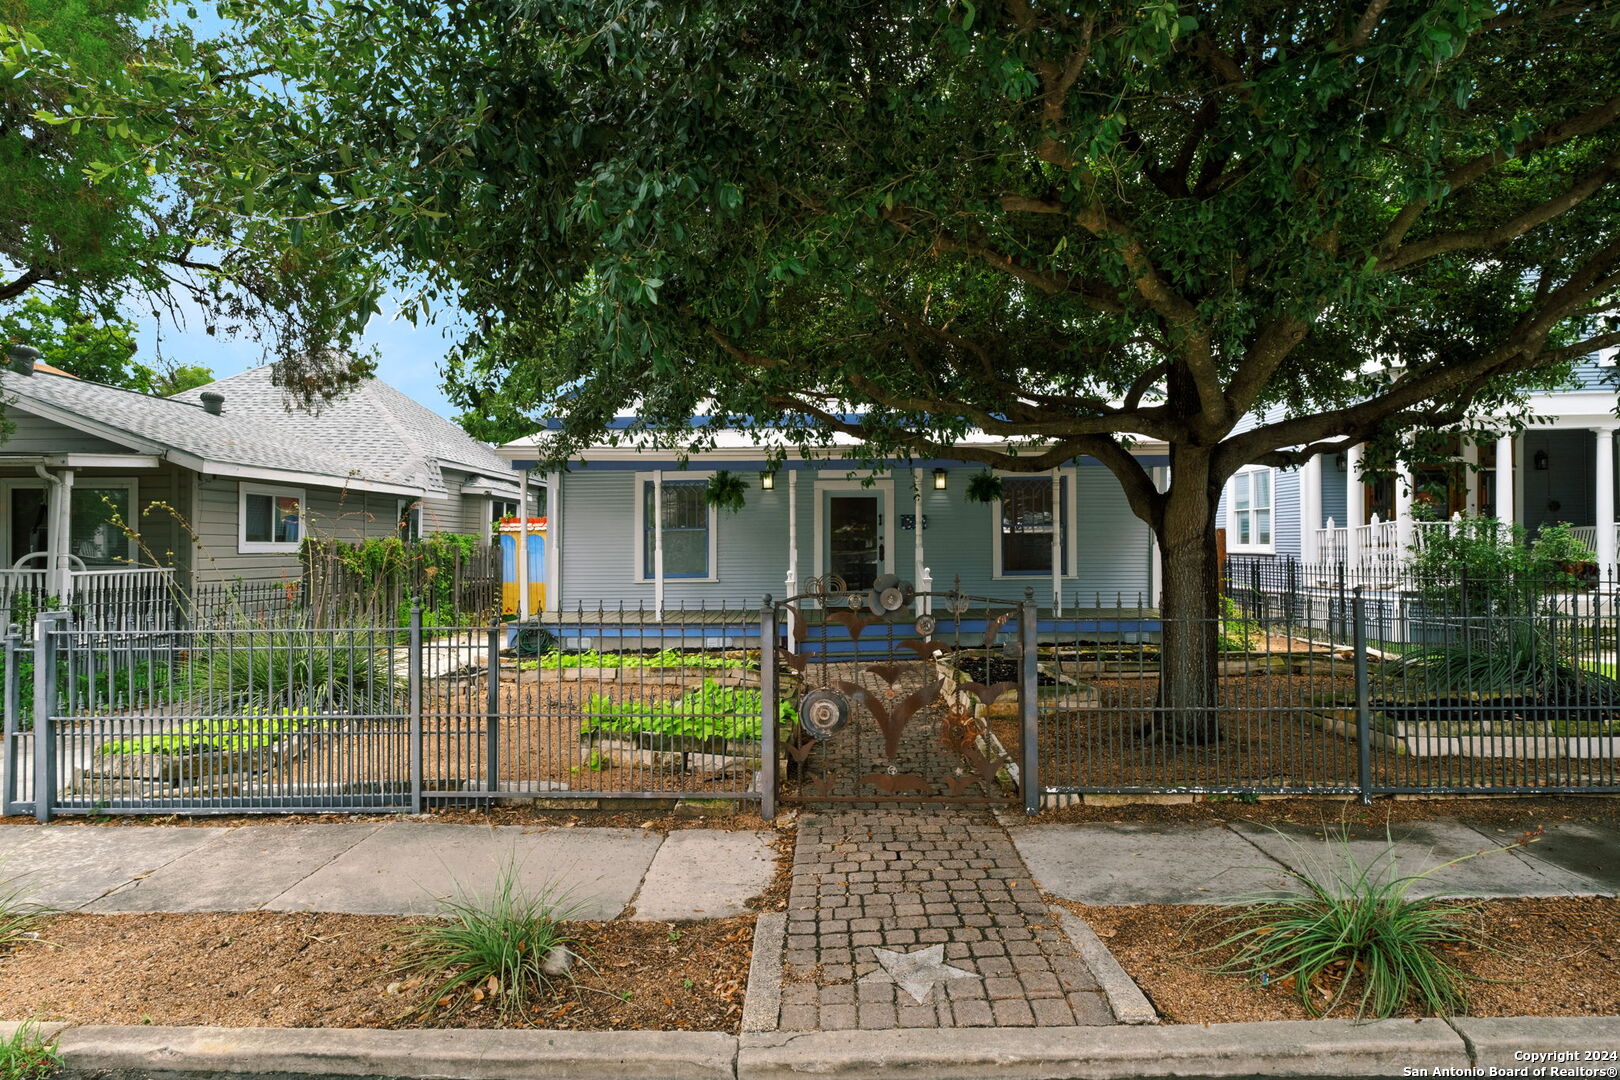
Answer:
1055;896;1619;1022
0;911;754;1032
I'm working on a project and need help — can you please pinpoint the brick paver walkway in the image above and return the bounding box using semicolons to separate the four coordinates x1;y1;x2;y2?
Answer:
776;807;1111;1030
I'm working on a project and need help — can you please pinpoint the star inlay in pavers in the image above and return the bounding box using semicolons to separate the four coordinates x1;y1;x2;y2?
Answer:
864;943;982;1004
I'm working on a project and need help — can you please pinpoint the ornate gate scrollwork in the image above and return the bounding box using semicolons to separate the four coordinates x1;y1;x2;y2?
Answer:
771;576;1026;805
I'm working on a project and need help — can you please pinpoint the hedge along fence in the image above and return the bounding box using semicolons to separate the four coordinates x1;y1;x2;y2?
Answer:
301;536;502;628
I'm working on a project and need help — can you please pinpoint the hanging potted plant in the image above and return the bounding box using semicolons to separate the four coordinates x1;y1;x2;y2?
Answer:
704;470;749;513
965;472;1003;504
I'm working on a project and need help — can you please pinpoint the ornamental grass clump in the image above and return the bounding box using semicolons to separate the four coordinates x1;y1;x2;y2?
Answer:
0;866;48;956
0;1022;60;1080
395;863;580;1019
1194;828;1518;1019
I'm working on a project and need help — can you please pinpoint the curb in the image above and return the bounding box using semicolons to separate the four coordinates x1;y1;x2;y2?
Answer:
47;1025;736;1080
5;1016;1615;1079
1054;909;1157;1024
741;912;787;1034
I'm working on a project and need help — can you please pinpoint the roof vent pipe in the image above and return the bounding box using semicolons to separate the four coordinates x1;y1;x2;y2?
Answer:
200;391;225;415
7;345;40;376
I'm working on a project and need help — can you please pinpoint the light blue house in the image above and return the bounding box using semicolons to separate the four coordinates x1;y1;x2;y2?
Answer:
496;422;1170;634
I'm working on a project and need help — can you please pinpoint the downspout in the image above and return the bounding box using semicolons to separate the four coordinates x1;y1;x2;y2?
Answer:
31;465;65;600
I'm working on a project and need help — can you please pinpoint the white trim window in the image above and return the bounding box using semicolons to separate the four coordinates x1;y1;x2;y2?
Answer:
1228;467;1274;552
397;497;423;542
239;482;306;553
992;474;1073;578
634;475;719;582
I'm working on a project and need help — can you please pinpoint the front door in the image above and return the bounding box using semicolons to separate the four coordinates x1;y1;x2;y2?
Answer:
7;486;49;567
828;495;882;591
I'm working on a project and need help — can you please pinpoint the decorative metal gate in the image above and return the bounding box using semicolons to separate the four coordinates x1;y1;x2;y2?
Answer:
764;576;1037;812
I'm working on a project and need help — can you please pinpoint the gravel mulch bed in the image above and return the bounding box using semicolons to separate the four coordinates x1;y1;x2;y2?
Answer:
1056;897;1619;1023
0;912;755;1032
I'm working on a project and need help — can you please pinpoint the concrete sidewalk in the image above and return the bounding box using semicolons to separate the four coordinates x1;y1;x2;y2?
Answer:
0;821;777;920
1006;817;1620;904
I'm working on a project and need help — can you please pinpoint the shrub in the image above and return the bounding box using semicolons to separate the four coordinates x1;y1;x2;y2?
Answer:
1218;595;1259;653
1194;827;1506;1018
1409;516;1593;615
395;863;579;1019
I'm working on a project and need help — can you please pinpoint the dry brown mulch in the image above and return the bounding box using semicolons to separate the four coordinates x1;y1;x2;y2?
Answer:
1061;897;1620;1023
0;803;782;833
1029;794;1620;828
0;912;754;1032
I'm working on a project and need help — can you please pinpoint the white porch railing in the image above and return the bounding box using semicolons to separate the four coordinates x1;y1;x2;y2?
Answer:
1313;513;1467;568
1568;524;1620;555
0;566;178;631
1354;513;1401;561
1314;520;1348;563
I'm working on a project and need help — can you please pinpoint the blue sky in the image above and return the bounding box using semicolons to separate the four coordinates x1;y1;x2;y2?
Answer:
125;4;461;418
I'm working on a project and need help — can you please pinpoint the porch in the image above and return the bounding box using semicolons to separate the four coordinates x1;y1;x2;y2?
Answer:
1304;415;1620;573
0;453;184;631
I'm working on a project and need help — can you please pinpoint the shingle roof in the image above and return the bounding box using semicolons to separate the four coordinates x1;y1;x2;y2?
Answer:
0;366;516;496
175;367;515;493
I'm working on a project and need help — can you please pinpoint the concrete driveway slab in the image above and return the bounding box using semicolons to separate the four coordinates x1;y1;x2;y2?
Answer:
86;824;384;913
0;825;227;909
263;823;662;919
1011;824;1293;904
630;829;775;921
1227;820;1579;898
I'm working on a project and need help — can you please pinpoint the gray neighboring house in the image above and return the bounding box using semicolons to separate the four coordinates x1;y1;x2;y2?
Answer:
0;360;518;621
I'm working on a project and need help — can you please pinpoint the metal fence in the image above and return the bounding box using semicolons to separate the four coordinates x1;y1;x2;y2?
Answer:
1037;561;1620;796
3;602;770;818
6;575;1618;818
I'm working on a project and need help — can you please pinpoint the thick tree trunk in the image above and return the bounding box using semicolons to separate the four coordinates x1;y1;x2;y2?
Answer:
1145;445;1223;745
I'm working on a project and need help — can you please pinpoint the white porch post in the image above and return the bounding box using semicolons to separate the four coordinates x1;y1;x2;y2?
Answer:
1149;466;1165;607
1595;427;1617;578
543;470;561;614
1345;444;1365;567
653;469;665;620
1300;454;1321;562
1494;435;1515;531
786;469;800;600
1462;441;1479;517
1050;468;1062;615
912;467;926;614
1394;442;1415;556
52;468;75;600
517;468;531;620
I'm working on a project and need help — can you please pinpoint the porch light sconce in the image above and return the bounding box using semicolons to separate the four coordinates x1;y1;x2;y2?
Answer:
932;468;948;490
759;471;775;490
1534;449;1550;471
1333;452;1346;472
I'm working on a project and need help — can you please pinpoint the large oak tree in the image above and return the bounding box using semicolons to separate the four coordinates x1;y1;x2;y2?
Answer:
242;0;1620;738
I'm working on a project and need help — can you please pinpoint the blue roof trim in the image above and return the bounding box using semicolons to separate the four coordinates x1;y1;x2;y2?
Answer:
508;454;1171;472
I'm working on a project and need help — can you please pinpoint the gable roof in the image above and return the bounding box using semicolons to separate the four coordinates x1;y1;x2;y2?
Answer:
175;366;516;494
0;366;516;497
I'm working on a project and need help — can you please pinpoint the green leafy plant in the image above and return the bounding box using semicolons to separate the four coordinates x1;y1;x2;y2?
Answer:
97;707;318;757
1193;828;1511;1019
185;629;401;712
0;1022;60;1080
394;862;580;1019
964;472;1003;504
703;470;748;513
520;649;754;672
1381;621;1619;698
1217;595;1259;653
1408;517;1593;614
582;679;795;741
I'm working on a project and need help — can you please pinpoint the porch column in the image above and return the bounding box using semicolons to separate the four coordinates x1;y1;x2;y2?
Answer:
544;470;561;614
786;469;800;599
1345;444;1365;566
518;468;531;620
1394;442;1415;556
653;469;664;620
1300;454;1322;562
1494;435;1515;530
1149;466;1165;606
1461;441;1479;517
911;467;925;614
1050;467;1062;615
1595;427;1617;578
